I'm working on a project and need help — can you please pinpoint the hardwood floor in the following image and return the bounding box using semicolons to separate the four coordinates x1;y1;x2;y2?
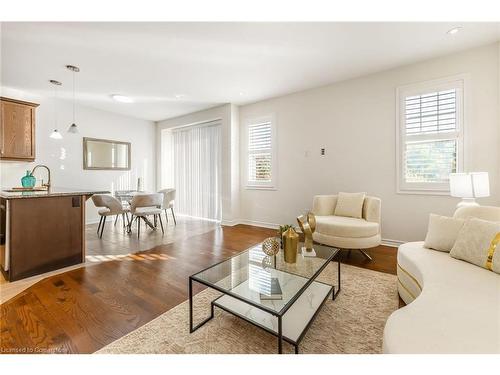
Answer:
0;222;397;354
336;247;397;275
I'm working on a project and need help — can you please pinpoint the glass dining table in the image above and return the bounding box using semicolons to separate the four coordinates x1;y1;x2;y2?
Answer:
114;190;147;202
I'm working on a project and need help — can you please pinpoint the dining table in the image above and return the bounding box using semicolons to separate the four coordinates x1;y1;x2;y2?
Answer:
114;190;158;232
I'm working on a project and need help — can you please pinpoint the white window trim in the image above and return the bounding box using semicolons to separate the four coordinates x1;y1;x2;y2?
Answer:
396;74;467;195
243;114;278;190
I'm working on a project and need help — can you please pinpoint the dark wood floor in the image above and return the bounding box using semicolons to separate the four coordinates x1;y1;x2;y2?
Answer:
0;223;397;354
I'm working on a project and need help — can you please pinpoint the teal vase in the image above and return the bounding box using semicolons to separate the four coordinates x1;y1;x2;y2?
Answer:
21;170;36;188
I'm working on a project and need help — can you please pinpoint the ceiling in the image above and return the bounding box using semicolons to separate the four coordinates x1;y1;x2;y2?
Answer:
1;22;499;122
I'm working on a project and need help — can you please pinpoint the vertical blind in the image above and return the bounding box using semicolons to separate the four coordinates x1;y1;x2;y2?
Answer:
172;122;222;221
403;88;459;184
247;121;272;185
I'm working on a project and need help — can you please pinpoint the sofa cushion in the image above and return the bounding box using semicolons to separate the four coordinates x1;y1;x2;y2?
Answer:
315;215;379;238
423;214;465;252
312;195;338;216
334;192;365;219
450;218;500;274
453;205;500;222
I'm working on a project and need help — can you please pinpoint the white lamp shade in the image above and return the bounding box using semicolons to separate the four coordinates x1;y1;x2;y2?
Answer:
471;172;490;198
50;129;63;139
449;172;490;198
67;123;79;134
450;173;473;198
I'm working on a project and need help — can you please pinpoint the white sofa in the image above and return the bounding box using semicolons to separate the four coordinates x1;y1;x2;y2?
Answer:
311;194;381;259
383;206;500;354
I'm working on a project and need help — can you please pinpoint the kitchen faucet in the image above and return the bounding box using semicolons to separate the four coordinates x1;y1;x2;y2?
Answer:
31;165;51;190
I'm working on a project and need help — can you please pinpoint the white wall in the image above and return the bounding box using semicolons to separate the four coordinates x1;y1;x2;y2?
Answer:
0;87;156;223
238;43;500;243
156;104;240;224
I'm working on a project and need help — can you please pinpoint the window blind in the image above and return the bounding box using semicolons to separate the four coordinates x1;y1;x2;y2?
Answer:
171;122;222;221
402;86;460;186
405;89;457;135
247;121;273;184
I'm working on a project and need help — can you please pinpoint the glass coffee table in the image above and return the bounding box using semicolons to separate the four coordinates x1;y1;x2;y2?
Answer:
188;242;340;354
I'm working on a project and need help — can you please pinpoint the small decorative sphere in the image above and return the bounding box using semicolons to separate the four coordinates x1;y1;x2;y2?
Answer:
262;237;280;256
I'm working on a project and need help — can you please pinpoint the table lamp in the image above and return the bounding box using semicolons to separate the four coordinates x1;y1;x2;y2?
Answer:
449;172;490;208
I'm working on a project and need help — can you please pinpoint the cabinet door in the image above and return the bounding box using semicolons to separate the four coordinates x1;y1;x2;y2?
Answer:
1;101;35;160
9;196;84;281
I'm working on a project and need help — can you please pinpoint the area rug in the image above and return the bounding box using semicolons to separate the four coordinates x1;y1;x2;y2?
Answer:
96;263;398;354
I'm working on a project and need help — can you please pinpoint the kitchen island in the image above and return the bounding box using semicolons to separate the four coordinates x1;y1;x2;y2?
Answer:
0;188;109;281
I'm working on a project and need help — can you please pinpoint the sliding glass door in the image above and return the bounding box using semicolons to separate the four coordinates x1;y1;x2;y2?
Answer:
162;121;222;222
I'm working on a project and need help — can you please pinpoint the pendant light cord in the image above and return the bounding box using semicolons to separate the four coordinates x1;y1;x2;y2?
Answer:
72;70;76;123
54;84;58;129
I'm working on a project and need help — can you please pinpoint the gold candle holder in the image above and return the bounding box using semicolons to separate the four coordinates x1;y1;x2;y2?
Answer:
283;227;298;263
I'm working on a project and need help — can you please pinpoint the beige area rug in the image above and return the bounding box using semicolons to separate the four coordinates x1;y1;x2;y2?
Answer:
97;263;398;354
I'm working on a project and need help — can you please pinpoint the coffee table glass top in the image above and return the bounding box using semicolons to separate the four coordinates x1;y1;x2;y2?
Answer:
191;242;339;314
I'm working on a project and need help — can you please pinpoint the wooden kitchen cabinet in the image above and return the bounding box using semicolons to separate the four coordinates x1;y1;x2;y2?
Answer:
1;188;109;282
0;97;39;161
1;195;85;281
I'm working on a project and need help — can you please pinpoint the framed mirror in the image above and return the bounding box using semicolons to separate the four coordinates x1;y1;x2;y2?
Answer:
83;137;131;170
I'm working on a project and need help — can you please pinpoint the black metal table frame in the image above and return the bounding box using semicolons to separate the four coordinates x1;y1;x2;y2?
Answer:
188;247;341;354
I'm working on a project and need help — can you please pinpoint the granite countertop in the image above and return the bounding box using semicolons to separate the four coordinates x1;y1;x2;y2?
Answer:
0;187;110;199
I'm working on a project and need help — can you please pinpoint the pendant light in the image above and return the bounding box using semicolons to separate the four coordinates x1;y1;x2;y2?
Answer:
49;79;63;139
66;65;80;134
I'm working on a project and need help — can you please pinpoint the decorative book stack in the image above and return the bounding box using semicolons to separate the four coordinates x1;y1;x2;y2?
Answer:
259;277;283;300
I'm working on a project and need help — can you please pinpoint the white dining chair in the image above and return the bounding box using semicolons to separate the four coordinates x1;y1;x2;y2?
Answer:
129;193;164;238
158;188;177;225
91;194;130;238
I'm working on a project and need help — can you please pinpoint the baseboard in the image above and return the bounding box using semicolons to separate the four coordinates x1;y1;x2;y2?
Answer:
237;219;280;230
381;238;404;248
220;219;239;226
235;219;405;247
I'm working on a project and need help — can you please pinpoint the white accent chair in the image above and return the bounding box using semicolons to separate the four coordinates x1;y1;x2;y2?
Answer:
129;193;164;238
311;194;382;260
158;188;177;225
383;205;500;353
91;194;130;238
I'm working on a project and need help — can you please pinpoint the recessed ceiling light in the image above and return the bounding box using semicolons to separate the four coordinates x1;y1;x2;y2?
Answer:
447;27;461;35
111;94;134;103
174;94;186;99
239;92;244;96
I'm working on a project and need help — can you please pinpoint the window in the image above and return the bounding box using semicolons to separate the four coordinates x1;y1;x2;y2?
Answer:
245;115;277;189
397;77;465;194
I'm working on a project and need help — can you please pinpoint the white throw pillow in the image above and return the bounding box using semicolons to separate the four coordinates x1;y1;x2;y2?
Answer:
423;214;465;252
334;192;365;219
450;218;500;274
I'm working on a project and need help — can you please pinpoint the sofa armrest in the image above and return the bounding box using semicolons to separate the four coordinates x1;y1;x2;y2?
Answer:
363;196;381;225
312;195;338;216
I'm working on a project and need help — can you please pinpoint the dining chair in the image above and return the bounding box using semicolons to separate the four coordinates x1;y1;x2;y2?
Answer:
129;193;164;238
158;188;177;225
91;194;130;238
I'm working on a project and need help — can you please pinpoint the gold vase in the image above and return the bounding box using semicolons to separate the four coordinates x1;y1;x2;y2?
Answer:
283;227;298;263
